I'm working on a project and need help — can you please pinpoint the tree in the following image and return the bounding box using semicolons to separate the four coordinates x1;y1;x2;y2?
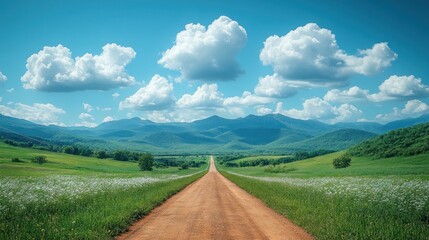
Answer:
97;150;108;159
63;146;75;154
139;153;154;171
114;150;129;161
333;155;351;169
31;155;47;164
179;162;189;170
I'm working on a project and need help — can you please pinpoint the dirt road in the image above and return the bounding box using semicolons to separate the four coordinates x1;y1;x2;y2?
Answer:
118;156;313;240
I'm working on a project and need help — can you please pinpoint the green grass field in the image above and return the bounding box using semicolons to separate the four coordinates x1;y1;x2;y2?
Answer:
222;151;429;179
219;153;429;239
0;142;207;239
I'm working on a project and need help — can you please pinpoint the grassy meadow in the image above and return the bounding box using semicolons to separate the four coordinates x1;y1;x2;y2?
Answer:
218;153;429;239
0;142;207;239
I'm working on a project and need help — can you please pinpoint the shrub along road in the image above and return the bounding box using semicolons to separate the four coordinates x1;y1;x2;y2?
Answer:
118;156;313;240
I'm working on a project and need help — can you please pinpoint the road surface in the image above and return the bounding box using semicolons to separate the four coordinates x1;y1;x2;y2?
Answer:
118;156;313;240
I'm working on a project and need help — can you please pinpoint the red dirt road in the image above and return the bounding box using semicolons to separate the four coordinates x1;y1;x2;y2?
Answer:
118;156;313;240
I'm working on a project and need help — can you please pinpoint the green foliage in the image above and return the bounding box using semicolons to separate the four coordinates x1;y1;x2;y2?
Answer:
179;162;189;170
154;156;206;168
114;150;130;161
349;122;429;158
216;154;247;165
11;157;23;163
332;155;351;169
96;150;109;159
225;162;239;167
138;153;154;171
31;155;47;164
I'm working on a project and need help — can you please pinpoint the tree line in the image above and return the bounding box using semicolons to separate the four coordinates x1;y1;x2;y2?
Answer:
219;150;333;167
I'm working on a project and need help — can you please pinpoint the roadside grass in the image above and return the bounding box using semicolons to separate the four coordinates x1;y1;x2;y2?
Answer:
221;171;429;240
0;142;207;239
0;173;204;239
219;153;429;239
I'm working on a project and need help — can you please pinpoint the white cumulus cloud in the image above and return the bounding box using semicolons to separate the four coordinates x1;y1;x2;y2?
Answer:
254;75;299;98
0;72;7;83
325;75;429;103
256;106;273;115
275;97;362;123
376;100;429;122
0;102;65;125
177;84;224;108
159;16;247;81
257;23;397;97
21;43;136;92
371;75;429;101
112;92;120;98
324;86;371;102
103;116;114;122
79;112;94;121
119;75;175;110
224;91;272;106
83;103;93;112
139;83;272;122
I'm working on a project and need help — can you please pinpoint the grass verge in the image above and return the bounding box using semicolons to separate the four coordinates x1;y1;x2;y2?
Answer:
0;171;204;239
221;171;429;240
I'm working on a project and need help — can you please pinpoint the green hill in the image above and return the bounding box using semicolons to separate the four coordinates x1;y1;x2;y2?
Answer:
348;122;429;158
264;129;377;152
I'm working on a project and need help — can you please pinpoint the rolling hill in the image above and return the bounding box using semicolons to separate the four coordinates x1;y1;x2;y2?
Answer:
273;129;378;151
348;122;429;158
1;113;428;154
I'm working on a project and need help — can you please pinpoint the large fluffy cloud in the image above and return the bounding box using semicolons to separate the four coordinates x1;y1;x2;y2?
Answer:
224;91;272;106
325;75;429;102
134;82;273;122
324;86;371;102
376;100;429;122
275;97;362;123
257;23;397;97
254;74;299;98
177;84;224;108
119;75;175;110
158;16;247;81
0;102;65;125
21;43;136;92
371;75;429;101
177;83;272;109
0;71;7;83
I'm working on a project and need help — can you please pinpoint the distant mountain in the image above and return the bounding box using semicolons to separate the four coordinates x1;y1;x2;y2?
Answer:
348;122;429;158
333;122;384;134
0;114;58;139
1;113;428;154
380;114;429;132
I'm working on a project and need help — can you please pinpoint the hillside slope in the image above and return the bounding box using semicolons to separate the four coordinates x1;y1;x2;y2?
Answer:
348;122;429;158
283;129;378;151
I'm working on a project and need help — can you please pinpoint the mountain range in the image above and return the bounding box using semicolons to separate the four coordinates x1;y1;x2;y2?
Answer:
1;113;429;154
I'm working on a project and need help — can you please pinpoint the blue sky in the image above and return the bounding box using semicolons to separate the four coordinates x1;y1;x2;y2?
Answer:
1;0;428;126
